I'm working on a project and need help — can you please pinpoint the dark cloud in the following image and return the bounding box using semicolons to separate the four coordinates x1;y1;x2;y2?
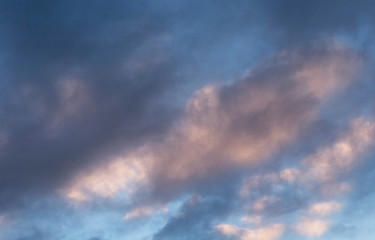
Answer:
0;0;181;211
253;0;375;46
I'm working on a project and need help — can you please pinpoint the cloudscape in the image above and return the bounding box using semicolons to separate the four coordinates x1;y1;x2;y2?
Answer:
1;1;375;239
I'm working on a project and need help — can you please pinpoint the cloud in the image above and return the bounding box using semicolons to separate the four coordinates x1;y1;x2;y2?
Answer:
307;201;341;217
295;218;330;237
0;214;6;234
124;206;156;220
302;118;375;186
63;150;150;202
0;0;181;212
124;205;168;220
279;169;300;183
236;117;375;239
216;223;284;240
147;44;360;199
46;43;369;240
253;0;375;46
1;1;375;239
61;43;361;207
153;195;233;240
51;78;90;127
242;215;263;226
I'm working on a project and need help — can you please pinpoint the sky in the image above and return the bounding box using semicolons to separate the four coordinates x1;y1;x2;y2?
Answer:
0;1;375;240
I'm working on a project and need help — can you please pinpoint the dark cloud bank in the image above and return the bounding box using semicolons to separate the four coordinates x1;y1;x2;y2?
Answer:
0;0;179;209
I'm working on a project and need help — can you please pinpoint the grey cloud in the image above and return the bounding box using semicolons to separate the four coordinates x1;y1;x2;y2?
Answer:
153;195;231;240
1;1;375;239
0;0;181;211
142;44;360;205
253;0;375;47
15;231;47;240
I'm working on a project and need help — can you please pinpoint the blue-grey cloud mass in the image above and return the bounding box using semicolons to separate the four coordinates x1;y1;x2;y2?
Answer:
0;1;375;240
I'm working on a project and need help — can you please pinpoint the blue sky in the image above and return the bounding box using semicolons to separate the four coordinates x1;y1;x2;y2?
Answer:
0;1;375;239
